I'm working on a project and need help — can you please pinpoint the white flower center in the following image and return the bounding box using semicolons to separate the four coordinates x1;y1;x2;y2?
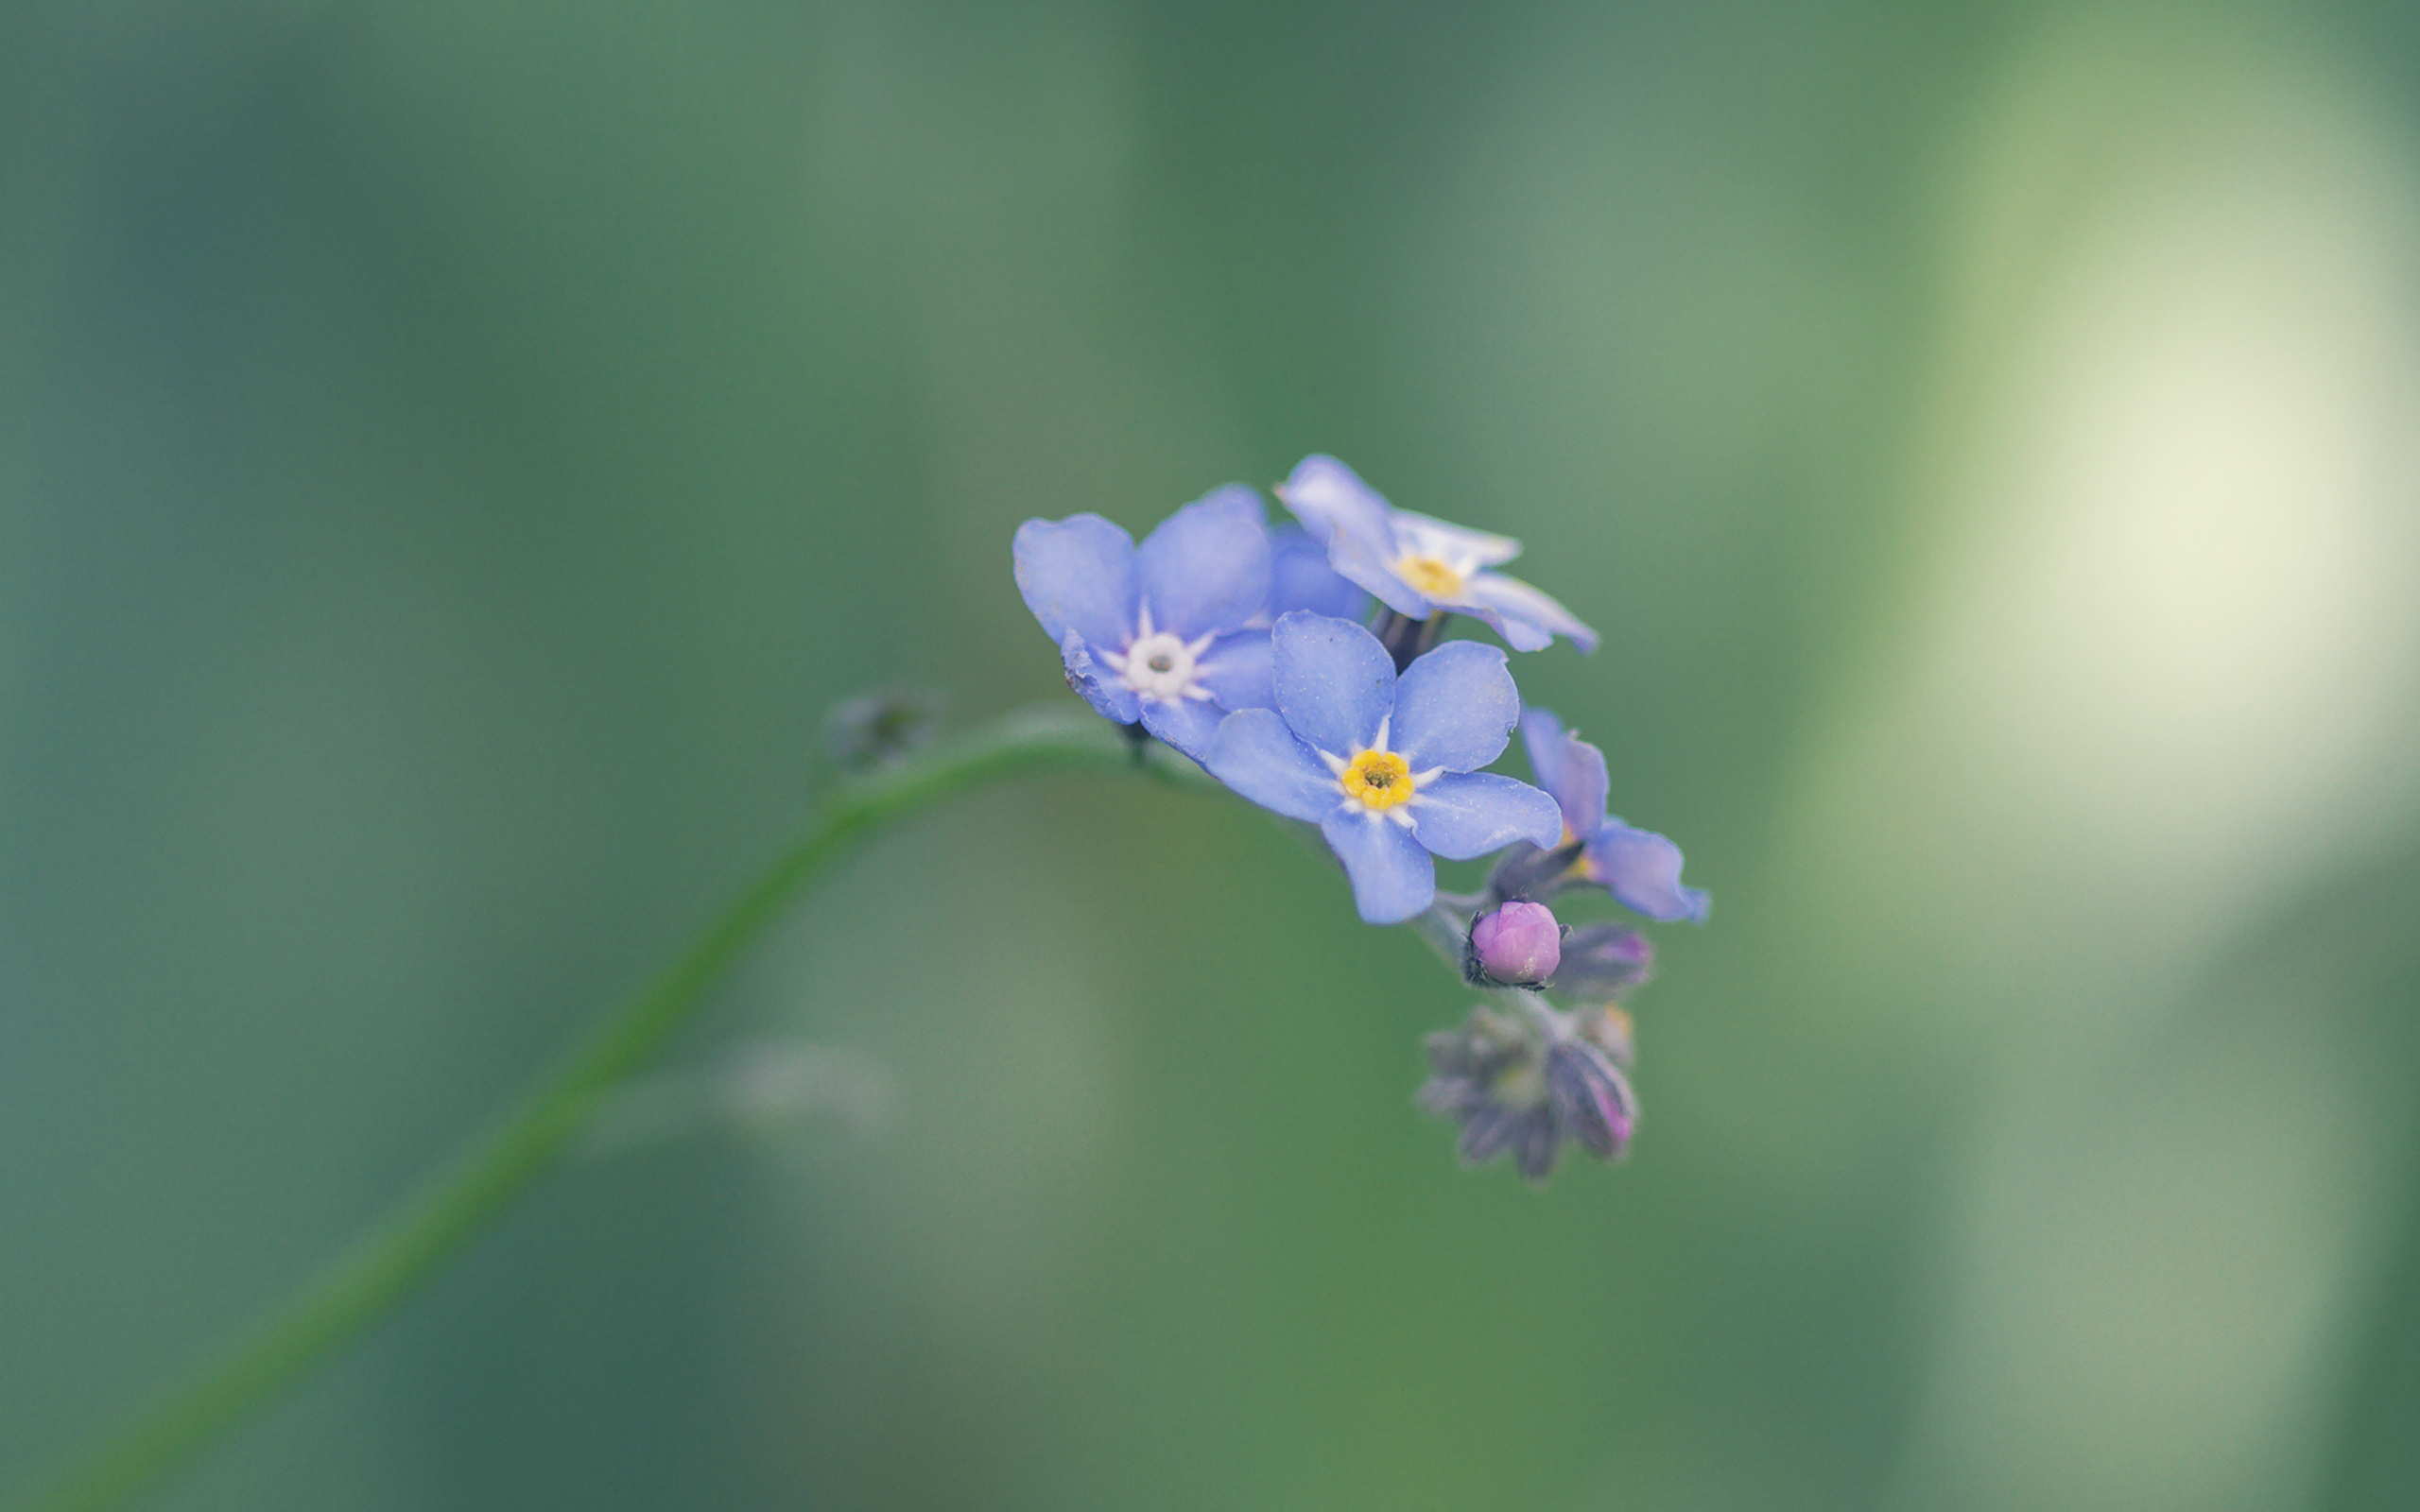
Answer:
1119;630;1201;700
1097;602;1218;706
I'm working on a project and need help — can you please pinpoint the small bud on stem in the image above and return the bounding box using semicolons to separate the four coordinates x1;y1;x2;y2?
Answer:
1466;900;1564;987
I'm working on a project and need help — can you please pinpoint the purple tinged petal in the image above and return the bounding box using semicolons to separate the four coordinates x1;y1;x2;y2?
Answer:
1135;485;1271;638
1204;709;1339;823
1270;610;1395;757
1391;640;1520;773
1585;822;1711;923
1138;698;1223;762
1407;772;1565;859
1556;924;1655;1000
1269;525;1371;620
1461;571;1599;654
1546;1040;1634;1160
1519;708;1607;838
1319;808;1436;923
1191;629;1273;712
1060;630;1139;724
1014;515;1138;649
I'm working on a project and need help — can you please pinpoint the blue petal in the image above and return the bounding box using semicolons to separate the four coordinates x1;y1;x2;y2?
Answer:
1193;628;1273;711
1519;708;1571;809
1269;525;1372;620
1584;822;1710;923
1061;630;1139;724
1389;509;1522;570
1461;571;1599;654
1319;809;1436;923
1406;772;1564;860
1270;610;1394;757
1014;515;1138;649
1391;640;1520;773
1276;455;1394;553
1519;708;1606;838
1139;698;1224;762
1324;530;1437;620
1136;485;1270;639
1204;708;1339;823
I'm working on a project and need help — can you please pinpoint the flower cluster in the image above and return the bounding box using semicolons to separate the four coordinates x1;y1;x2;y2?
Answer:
1014;455;1706;1183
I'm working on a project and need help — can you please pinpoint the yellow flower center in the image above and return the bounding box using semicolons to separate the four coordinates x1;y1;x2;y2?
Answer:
1395;554;1465;599
1340;748;1416;811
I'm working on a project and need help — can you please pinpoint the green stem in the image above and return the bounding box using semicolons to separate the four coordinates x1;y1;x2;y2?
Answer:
10;705;1207;1512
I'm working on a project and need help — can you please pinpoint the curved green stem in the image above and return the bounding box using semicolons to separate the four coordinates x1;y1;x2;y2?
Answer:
9;705;1208;1512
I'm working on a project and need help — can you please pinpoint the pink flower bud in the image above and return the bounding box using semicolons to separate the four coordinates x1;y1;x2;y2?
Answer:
1468;901;1563;987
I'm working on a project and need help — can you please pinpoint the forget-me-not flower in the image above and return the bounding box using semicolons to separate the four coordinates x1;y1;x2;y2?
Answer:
1519;708;1709;924
1014;487;1275;760
1276;455;1599;654
1205;611;1564;923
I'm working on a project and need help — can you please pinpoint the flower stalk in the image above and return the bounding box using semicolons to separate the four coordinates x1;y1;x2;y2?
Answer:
5;706;1209;1512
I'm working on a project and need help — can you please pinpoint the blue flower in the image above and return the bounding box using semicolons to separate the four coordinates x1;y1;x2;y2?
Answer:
1205;611;1564;923
1276;455;1599;654
1520;708;1709;924
1013;486;1276;759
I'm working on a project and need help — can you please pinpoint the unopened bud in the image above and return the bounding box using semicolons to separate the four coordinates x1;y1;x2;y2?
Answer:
1545;1039;1634;1161
1467;901;1563;987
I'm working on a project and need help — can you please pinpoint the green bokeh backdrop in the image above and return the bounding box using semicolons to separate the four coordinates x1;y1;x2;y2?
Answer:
8;2;2420;1509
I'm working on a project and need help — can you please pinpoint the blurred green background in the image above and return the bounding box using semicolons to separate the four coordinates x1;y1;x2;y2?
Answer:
8;1;2420;1508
